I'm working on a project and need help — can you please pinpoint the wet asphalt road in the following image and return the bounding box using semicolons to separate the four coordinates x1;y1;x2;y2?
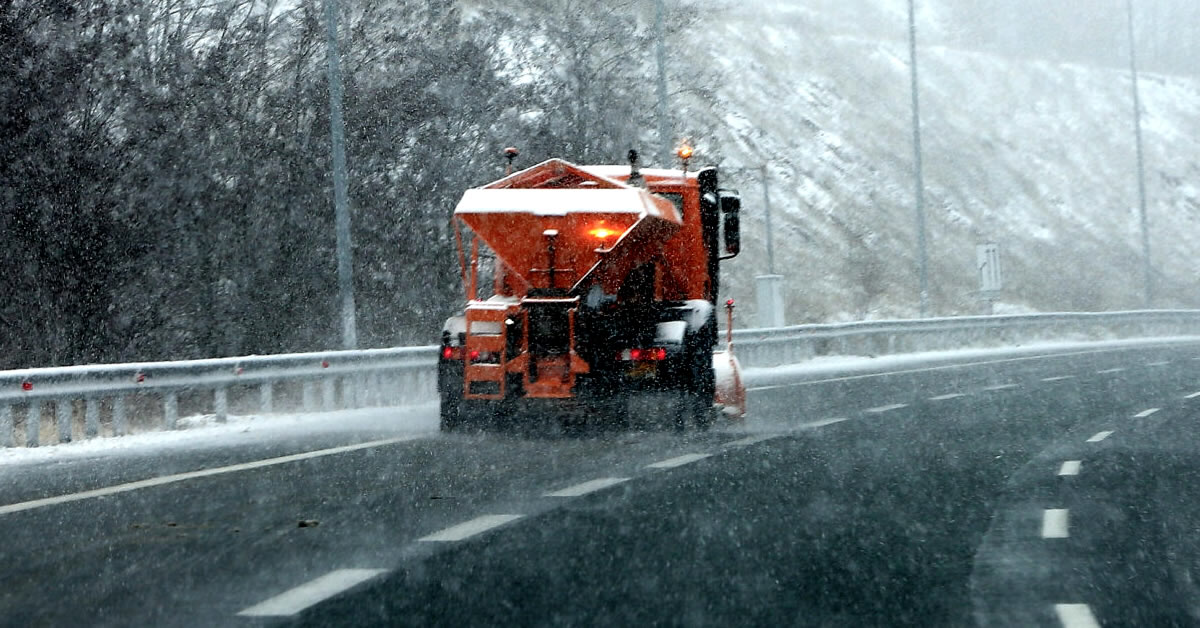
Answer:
4;341;1200;626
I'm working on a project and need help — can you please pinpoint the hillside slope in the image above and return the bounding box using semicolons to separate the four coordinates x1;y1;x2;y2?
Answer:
706;1;1200;324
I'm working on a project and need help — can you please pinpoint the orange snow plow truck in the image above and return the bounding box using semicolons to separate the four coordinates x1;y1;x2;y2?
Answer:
437;149;746;431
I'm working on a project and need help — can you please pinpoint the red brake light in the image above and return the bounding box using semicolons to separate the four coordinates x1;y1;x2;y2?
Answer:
653;348;667;361
442;346;454;360
630;349;642;361
469;350;480;360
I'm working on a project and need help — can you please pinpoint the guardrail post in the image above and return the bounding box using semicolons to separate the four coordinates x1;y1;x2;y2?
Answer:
260;382;273;414
214;388;228;423
26;400;41;447
56;400;72;443
164;393;178;430
85;399;99;438
0;405;11;447
113;396;127;436
302;381;316;412
322;379;336;411
356;375;370;407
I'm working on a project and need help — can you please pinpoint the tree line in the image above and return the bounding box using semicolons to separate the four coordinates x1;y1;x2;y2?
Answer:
0;0;716;368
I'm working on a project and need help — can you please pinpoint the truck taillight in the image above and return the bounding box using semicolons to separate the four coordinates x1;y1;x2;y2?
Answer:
621;348;667;361
470;350;500;364
442;346;454;360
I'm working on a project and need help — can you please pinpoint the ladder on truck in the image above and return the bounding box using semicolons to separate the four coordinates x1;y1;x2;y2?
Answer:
463;306;509;400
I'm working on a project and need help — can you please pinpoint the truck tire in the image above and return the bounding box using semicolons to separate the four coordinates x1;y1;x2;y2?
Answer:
439;394;461;432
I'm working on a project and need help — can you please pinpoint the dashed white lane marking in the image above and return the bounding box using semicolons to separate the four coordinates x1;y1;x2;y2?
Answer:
1097;367;1126;374
1055;603;1100;628
1058;460;1082;476
0;436;421;516
1087;431;1114;443
982;383;1020;391
647;453;711;469
802;417;849;428
1147;361;1170;367
1133;408;1161;418
237;569;388;617
1042;509;1070;538
929;393;965;401
418;515;524;542
864;403;908;414
1042;375;1076;382
1186;391;1200;399
724;434;783;447
544;477;629;498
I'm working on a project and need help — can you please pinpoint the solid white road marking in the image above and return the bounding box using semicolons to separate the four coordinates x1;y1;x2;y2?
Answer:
1058;461;1082;476
1087;431;1113;443
1042;509;1069;538
418;515;523;542
544;478;629;498
1186;391;1200;399
1147;361;1170;367
1042;376;1076;382
237;569;388;617
1097;367;1125;374
0;436;421;516
929;393;965;401
864;403;908;414
1133;408;1160;418
724;434;783;447
982;384;1019;391
1055;603;1100;628
647;453;711;469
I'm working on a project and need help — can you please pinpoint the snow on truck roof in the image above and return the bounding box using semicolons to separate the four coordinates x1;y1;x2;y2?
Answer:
455;188;679;221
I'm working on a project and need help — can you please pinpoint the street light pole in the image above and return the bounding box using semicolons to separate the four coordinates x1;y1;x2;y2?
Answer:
1126;0;1152;308
326;0;358;349
654;0;673;165
760;164;775;275
907;0;930;317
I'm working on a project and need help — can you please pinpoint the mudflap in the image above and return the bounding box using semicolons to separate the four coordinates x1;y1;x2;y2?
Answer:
713;350;746;420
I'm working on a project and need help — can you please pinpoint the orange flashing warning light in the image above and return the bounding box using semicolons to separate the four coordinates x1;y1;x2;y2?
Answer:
588;226;618;239
676;142;694;161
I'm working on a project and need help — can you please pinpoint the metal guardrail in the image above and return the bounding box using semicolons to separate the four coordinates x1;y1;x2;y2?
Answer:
730;310;1200;367
3;309;1200;448
0;347;437;448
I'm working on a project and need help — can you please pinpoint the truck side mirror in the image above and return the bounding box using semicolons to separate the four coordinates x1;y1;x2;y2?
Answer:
719;191;741;257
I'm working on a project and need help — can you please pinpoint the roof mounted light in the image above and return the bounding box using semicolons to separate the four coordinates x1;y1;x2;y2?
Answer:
676;142;694;174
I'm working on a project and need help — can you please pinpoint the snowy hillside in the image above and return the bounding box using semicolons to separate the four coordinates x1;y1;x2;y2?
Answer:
705;1;1200;324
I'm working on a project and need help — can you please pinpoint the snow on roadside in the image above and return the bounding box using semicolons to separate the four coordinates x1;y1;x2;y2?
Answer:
744;336;1200;385
0;403;439;469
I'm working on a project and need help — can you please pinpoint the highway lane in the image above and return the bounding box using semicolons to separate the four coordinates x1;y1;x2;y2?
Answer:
3;341;1200;626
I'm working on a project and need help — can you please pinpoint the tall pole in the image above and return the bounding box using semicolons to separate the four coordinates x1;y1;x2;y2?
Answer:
760;164;776;275
654;0;673;164
326;0;357;349
907;0;929;317
1127;0;1152;308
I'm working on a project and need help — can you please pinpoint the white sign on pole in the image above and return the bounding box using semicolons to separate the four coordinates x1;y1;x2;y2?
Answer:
977;242;1002;293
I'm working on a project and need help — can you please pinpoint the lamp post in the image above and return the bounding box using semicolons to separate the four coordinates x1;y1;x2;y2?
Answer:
907;0;929;317
326;0;357;348
654;0;673;165
1126;0;1152;308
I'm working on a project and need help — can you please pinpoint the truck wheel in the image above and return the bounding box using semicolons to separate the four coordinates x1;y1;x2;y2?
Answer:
439;394;461;432
675;391;711;432
692;393;714;431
